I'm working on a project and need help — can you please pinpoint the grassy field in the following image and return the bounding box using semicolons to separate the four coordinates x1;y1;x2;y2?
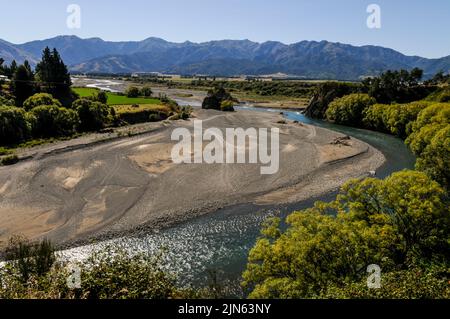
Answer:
73;87;161;105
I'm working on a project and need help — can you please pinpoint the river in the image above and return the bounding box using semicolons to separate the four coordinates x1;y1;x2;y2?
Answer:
63;101;415;292
61;86;416;292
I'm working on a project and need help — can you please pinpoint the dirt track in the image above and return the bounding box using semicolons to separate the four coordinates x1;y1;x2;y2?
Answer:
0;109;384;245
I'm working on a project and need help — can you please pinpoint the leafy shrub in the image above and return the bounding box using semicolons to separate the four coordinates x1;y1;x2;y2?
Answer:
140;86;153;97
326;93;376;125
220;100;235;112
94;90;108;104
406;103;450;156
362;68;434;104
148;113;163;122
2;237;56;283
117;106;168;124
23;93;62;111
29;105;79;137
425;86;450;103
126;86;140;98
304;81;360;119
242;170;449;299
363;101;430;138
0;95;15;106
323;265;450;299
74;98;111;132
415;125;449;190
0;106;31;145
0;242;184;299
202;87;235;110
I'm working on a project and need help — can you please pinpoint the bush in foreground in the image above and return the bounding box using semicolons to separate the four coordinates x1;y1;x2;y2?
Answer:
242;170;449;299
29;105;79;137
0;240;187;299
0;106;30;145
74;98;111;132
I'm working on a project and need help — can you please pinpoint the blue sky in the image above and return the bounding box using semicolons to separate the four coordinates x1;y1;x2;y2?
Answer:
1;0;449;58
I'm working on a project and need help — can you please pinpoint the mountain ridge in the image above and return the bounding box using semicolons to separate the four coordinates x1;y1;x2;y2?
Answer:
1;35;449;80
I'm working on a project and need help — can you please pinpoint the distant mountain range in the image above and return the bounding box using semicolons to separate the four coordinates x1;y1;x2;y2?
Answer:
1;35;449;80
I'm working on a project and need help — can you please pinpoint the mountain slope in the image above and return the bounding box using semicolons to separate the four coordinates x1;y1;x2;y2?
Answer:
1;36;450;80
0;39;39;65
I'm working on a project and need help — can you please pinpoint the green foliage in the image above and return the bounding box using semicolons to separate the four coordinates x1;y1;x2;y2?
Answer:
425;86;450;103
94;90;108;104
35;47;73;107
0;106;30;145
140;86;153;97
220;100;235;112
2;237;56;284
0;95;15;106
74;98;111;132
242;170;449;299
23;93;62;111
424;71;450;86
202;87;235;110
114;104;170;125
126;86;140;98
363;101;430;138
362;68;433;104
404;103;450;189
71;249;178;299
323;264;450;299
29;105;79;137
12;62;35;107
415;126;449;190
326;93;376;125
304;81;360;119
0;241;185;299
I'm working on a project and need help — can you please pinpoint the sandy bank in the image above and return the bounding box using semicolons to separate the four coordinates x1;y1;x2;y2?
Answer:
0;109;384;246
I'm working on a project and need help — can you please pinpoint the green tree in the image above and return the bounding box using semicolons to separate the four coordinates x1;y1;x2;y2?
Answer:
74;98;111;132
383;101;430;138
140;86;153;97
326;93;376;125
202;86;235;110
126;86;140;98
23;93;62;111
29;105;79;137
406;103;450;155
304;82;360;119
0;95;15;106
242;170;449;299
12;62;35;107
35;47;73;107
415;126;449;190
362;68;430;104
0;106;30;145
95;90;108;104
